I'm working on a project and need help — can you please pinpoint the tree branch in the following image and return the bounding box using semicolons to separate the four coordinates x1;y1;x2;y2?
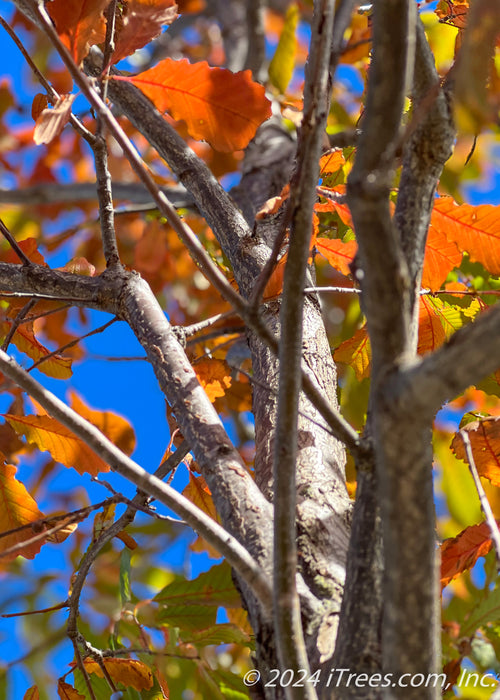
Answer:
272;1;336;695
0;347;273;614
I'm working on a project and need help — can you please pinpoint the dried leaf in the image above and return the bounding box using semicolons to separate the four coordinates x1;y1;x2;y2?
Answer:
34;94;76;146
111;0;178;65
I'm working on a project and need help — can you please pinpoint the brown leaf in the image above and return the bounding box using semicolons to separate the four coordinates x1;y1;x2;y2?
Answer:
451;417;500;486
111;0;178;64
34;94;76;146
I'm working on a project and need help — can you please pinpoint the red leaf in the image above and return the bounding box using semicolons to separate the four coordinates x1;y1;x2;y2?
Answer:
120;59;272;151
47;0;109;66
111;0;178;65
440;522;493;587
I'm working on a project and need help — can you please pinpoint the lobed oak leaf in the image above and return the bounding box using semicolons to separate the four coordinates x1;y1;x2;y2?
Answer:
0;461;46;561
440;521;493;587
316;237;357;277
194;358;231;402
83;658;153;691
431;197;500;274
47;0;109;66
4;413;111;477
33;94;76;146
111;0;178;65
119;59;272;151
451;417;500;486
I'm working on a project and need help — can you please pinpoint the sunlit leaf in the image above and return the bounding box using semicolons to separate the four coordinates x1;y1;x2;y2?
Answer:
268;3;299;94
0;322;73;380
154;561;241;607
451;417;500;486
111;0;178;65
431;197;500;274
0;461;46;561
83;658;153;691
33;94;76;146
316;237;357;276
120;59;272;151
194;358;231;402
422;226;462;291
70;391;136;455
181;622;252;647
47;0;109;65
417;295;464;354
4;414;110;477
440;522;493;587
334;325;371;381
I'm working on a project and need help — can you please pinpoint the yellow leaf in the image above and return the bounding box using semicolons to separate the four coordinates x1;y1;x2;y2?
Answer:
194;358;231;402
83;658;153;691
268;3;299;94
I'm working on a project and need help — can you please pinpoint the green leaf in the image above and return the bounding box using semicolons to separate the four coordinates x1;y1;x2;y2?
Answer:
181;622;253;647
460;585;500;638
153;561;241;608
120;548;132;606
268;3;299;94
156;604;217;631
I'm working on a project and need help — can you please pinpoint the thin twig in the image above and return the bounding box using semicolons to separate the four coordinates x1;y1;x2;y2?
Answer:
0;348;273;612
460;429;500;573
0;14;96;145
71;641;97;700
28;317;117;372
1;299;37;351
0;218;33;265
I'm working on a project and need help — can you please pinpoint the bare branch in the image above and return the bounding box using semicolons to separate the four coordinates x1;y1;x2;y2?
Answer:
460;430;500;572
272;1;336;695
0;347;274;614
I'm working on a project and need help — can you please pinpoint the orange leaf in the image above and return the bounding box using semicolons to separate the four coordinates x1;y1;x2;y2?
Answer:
316;237;357;276
263;254;287;300
333;325;371;380
422;226;462;291
194;358;231;402
47;0;109;66
435;0;470;29
0;322;73;380
440;521;493;587
451;417;500;486
417;295;463;354
83;658;153;691
4;414;110;477
70;391;136;455
431;196;500;274
61;257;96;276
111;0;178;65
120;59;272;151
319;149;345;175
33;94;76;146
23;688;40;700
0;461;46;561
2;238;46;266
183;471;220;557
